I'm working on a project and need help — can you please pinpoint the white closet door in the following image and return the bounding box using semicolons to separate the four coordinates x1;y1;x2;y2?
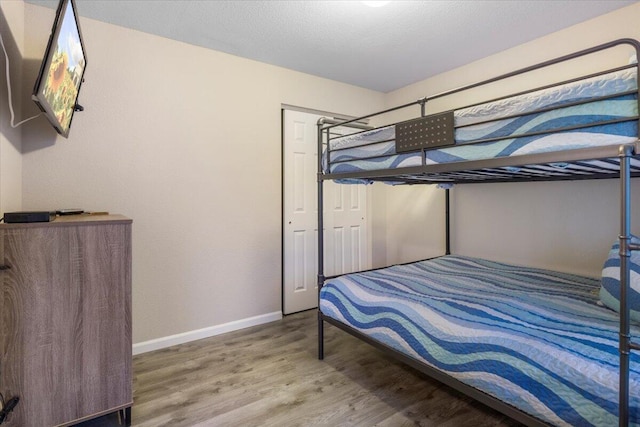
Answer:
283;109;370;314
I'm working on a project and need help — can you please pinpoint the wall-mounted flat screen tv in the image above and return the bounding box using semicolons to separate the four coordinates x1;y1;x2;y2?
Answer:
32;0;87;138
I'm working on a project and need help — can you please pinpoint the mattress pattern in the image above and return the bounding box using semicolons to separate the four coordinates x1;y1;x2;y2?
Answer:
324;69;638;176
319;255;640;426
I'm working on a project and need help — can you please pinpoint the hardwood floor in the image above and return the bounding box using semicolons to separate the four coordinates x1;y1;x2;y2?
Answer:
79;310;522;426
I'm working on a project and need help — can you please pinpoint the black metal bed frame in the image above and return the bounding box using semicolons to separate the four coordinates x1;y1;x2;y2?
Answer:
316;38;640;426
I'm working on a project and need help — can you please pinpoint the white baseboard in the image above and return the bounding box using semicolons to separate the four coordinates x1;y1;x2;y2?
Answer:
132;311;283;355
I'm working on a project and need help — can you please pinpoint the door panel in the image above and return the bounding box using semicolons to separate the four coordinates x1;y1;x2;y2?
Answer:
283;110;370;314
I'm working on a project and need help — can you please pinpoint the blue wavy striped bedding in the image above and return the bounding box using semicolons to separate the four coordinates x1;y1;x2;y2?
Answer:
325;69;638;175
319;255;640;426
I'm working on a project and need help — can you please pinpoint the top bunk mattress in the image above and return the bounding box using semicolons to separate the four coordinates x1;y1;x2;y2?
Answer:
324;68;639;179
319;255;640;426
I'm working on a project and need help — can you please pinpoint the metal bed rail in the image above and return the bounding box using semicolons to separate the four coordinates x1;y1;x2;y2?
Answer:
320;40;640;135
324;142;640;183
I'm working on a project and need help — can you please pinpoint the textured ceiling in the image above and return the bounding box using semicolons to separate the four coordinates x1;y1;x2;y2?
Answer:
24;0;638;92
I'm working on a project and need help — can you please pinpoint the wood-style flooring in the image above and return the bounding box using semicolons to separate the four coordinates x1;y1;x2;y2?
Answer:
79;310;522;426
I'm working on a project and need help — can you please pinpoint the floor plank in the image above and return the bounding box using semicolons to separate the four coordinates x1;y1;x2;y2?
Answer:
79;310;522;426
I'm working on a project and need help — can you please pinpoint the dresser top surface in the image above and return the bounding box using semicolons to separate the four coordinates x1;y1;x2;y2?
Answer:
0;214;132;229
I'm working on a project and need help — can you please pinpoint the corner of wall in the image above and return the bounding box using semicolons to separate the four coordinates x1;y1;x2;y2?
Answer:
0;0;25;214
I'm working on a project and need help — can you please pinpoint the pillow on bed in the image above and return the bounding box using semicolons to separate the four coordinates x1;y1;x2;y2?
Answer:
600;236;640;323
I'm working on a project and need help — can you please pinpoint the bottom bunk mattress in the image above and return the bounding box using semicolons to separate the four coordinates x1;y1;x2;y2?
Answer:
319;255;640;426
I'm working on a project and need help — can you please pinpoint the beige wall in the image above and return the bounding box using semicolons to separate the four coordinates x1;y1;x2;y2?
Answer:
379;2;640;277
18;3;384;344
0;0;23;214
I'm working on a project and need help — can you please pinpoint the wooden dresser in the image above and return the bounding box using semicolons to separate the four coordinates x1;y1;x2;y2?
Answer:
0;215;132;426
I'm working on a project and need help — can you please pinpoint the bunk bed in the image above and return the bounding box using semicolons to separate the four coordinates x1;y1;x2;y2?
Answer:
316;39;640;427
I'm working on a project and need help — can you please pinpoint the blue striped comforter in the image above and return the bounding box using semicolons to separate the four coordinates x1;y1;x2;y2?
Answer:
319;255;640;426
325;69;638;175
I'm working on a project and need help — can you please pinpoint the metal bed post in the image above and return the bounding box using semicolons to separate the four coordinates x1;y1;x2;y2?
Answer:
419;97;426;117
417;97;453;255
445;189;451;255
317;121;326;360
619;144;634;427
316;117;373;360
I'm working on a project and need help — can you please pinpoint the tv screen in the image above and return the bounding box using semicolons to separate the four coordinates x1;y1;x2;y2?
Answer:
32;0;86;138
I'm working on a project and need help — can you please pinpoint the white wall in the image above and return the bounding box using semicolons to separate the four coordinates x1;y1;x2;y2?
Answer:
0;0;23;214
379;2;640;277
18;3;385;344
